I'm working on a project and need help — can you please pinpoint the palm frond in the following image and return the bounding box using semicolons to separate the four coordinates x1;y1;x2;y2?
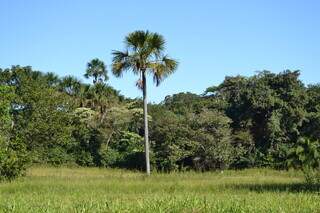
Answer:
148;55;178;86
112;50;142;76
125;30;149;50
135;78;143;90
111;50;131;77
60;75;82;95
146;33;165;58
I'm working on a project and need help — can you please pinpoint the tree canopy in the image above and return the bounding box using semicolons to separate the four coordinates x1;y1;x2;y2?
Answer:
1;64;320;180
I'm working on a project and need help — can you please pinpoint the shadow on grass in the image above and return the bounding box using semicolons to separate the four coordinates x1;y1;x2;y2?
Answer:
228;183;320;193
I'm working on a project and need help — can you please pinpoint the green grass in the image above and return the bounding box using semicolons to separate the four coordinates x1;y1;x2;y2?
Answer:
0;167;319;212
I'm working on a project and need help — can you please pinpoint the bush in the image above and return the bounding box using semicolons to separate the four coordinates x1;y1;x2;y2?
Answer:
286;138;320;184
0;150;26;181
75;150;95;166
46;147;75;166
98;147;120;167
231;130;255;168
303;166;320;185
111;131;146;169
0;139;27;181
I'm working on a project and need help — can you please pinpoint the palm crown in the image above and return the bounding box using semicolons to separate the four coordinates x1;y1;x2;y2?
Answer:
112;30;178;86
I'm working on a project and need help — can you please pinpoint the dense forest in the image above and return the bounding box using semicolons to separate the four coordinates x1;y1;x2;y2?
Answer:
1;63;320;181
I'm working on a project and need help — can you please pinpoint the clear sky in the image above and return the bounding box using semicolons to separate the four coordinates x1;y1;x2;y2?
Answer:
1;0;319;103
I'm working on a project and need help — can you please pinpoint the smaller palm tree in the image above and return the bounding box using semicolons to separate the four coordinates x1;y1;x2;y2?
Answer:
44;72;60;87
60;76;81;96
84;58;108;84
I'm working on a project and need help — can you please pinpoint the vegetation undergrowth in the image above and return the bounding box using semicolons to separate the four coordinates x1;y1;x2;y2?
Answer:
0;167;319;212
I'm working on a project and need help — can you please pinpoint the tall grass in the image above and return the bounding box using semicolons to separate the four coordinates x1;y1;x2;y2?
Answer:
0;167;319;212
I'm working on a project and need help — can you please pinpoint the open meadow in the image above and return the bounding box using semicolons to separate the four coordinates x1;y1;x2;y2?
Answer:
0;167;319;212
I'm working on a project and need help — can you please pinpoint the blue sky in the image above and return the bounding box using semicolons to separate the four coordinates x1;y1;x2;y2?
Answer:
1;0;319;103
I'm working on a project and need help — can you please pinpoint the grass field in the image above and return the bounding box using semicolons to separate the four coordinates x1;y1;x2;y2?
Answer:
0;167;319;212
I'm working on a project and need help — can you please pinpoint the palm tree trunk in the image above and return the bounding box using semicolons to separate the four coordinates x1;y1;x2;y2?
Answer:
142;71;150;175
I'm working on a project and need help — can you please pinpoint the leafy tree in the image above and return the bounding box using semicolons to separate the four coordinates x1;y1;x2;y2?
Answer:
163;92;204;115
207;70;309;167
149;105;197;171
1;66;76;164
303;84;320;140
0;85;27;181
191;110;234;170
112;30;178;175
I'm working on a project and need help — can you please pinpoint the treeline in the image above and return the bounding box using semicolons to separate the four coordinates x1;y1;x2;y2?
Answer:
1;65;320;179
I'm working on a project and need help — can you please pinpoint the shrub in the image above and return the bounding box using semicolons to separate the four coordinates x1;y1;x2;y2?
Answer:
287;137;320;184
75;150;95;166
111;131;146;169
0;138;27;181
303;166;320;185
46;147;75;166
98;147;120;167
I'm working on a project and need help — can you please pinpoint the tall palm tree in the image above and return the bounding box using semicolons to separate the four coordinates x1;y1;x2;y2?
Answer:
112;30;178;175
84;58;108;84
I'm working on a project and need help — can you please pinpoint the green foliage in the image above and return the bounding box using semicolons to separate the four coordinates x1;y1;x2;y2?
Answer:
231;130;255;168
287;138;320;169
1;64;320;175
84;58;108;84
206;70;309;168
97;147;119;167
192;110;235;170
163;92;204;114
150;106;197;171
303;167;320;185
0;146;26;181
0;66;76;164
150;106;235;171
112;30;178;87
303;84;320;141
0;85;27;181
113;131;145;169
287;138;320;184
